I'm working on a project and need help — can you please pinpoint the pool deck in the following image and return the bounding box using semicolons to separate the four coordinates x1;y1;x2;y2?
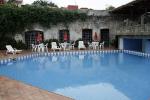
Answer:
0;76;73;100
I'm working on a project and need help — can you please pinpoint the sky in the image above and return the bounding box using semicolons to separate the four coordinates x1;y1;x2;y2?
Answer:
23;0;133;10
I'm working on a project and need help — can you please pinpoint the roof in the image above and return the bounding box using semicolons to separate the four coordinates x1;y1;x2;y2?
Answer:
0;0;4;4
111;0;150;14
67;5;78;10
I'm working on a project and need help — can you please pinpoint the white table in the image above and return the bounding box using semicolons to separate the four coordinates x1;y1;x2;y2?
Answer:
92;42;99;49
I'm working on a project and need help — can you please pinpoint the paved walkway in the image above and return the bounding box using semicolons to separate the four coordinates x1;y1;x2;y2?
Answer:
0;76;73;100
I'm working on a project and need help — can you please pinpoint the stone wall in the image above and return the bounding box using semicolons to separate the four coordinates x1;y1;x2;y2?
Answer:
13;10;126;43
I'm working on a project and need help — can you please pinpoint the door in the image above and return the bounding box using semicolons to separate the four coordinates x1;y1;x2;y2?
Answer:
100;29;109;47
82;29;92;42
25;31;44;49
59;30;70;43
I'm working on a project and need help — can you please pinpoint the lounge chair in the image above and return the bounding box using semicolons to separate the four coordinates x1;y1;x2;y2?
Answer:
51;42;61;51
6;45;22;55
78;41;86;50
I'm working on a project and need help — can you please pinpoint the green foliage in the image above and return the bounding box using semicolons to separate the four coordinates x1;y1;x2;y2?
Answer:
106;5;115;11
110;38;118;48
7;0;16;4
0;4;87;37
32;0;58;8
74;38;82;48
15;40;27;49
0;37;27;50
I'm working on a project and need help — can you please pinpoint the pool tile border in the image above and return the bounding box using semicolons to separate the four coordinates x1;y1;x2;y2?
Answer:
0;50;150;65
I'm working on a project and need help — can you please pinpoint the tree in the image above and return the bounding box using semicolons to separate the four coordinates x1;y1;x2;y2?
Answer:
48;2;58;8
106;5;115;10
7;0;16;5
32;0;58;8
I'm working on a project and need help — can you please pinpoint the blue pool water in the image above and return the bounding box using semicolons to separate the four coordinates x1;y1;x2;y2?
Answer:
0;53;150;100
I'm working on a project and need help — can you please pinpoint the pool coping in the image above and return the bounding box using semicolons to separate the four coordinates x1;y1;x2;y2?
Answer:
0;49;150;65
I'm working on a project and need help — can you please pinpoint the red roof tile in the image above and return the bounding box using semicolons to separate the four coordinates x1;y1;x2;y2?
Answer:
67;5;78;10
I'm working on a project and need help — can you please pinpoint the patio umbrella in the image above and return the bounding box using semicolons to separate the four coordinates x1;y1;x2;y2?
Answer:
94;32;98;41
63;32;68;41
36;32;42;44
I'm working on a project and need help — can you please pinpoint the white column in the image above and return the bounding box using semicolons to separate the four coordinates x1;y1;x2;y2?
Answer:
119;37;123;50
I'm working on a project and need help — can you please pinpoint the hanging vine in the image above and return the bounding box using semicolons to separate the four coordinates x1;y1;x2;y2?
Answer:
0;4;87;37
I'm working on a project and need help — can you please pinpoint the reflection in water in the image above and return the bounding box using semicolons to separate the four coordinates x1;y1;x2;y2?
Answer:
55;83;131;100
79;55;84;60
52;56;57;62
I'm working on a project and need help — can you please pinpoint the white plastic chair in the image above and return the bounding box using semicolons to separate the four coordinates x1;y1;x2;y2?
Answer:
78;41;86;50
92;42;99;49
71;41;75;50
31;44;37;52
51;42;61;51
37;43;45;52
60;42;67;51
45;43;48;52
88;42;92;49
6;45;22;55
99;41;105;49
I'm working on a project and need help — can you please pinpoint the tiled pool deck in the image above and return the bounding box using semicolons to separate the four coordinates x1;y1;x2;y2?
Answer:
0;50;74;100
0;76;73;100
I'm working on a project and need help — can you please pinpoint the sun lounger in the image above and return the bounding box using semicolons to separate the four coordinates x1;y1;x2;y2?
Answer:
6;45;22;55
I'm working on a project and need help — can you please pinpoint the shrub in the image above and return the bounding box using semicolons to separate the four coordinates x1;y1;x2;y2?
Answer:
16;40;27;50
0;4;87;37
74;38;82;48
0;37;27;50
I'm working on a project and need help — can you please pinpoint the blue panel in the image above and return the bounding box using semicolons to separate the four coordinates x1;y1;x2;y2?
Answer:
123;38;142;51
144;40;150;53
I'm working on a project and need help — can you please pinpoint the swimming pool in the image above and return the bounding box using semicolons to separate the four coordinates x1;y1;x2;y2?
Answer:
0;51;150;100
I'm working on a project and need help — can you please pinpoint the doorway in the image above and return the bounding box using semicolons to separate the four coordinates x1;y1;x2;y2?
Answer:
100;29;109;47
25;30;44;49
82;29;92;42
59;30;70;43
